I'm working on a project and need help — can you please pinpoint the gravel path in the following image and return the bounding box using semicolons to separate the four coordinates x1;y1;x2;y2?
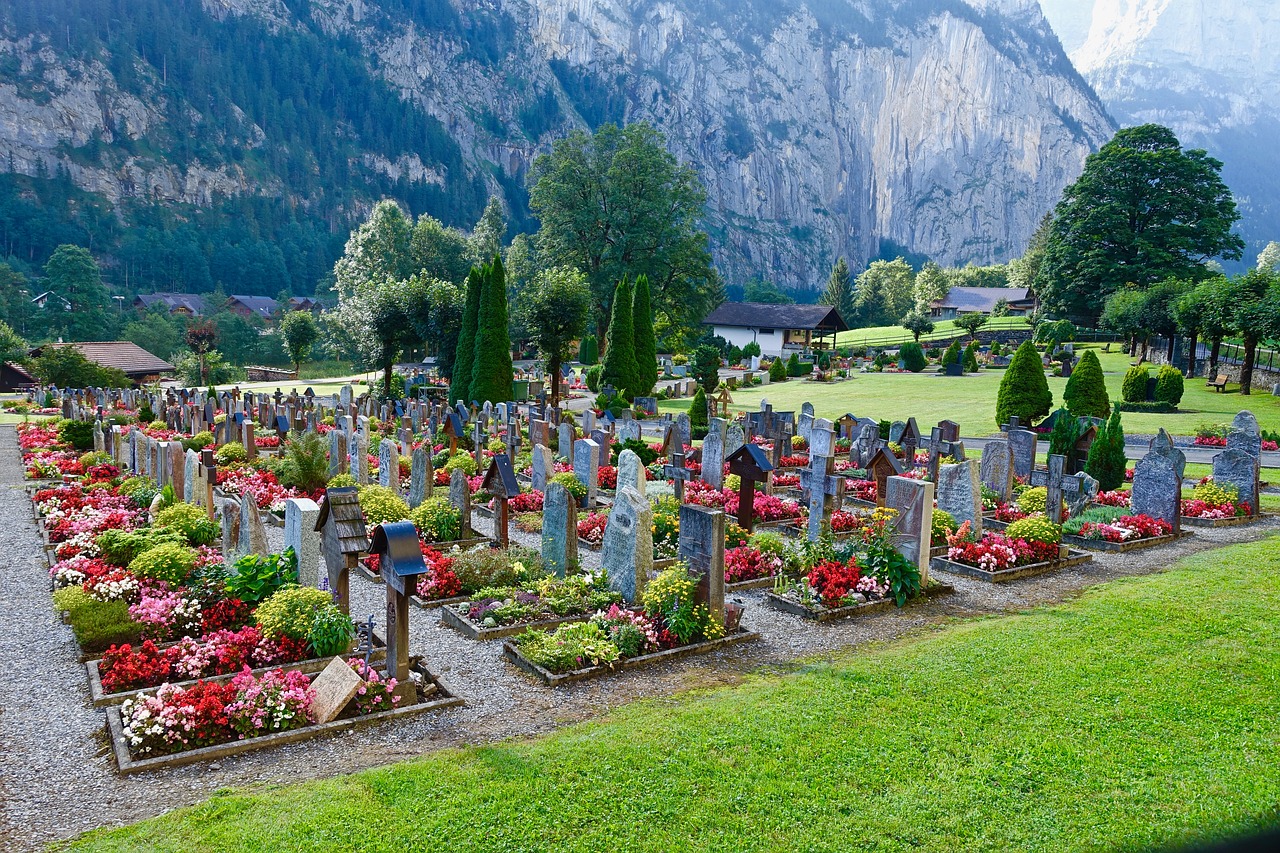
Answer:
1;423;1276;851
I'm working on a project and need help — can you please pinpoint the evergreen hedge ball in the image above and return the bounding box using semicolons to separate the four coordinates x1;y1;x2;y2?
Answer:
1063;349;1110;418
899;342;926;373
995;340;1052;428
941;340;962;367
1153;365;1185;407
768;358;787;382
1121;365;1150;403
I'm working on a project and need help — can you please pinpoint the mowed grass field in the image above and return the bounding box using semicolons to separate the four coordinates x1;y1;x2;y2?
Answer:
66;537;1280;853
661;347;1280;436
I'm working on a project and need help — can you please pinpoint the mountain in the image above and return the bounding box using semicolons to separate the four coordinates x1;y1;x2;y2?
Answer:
0;0;1115;294
1039;0;1279;264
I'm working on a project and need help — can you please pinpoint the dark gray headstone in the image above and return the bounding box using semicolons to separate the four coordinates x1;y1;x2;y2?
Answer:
541;481;578;579
602;486;653;603
936;460;983;534
1213;447;1259;514
979;439;1014;503
1131;453;1181;532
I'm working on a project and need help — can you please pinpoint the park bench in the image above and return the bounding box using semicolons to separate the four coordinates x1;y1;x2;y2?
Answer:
1208;374;1229;392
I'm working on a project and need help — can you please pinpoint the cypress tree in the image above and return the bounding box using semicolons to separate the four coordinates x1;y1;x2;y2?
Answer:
941;339;962;367
577;334;598;365
689;386;709;440
1085;408;1128;491
996;340;1053;427
1063;349;1110;417
450;266;483;404
630;274;658;398
600;277;635;399
471;256;514;404
963;341;980;373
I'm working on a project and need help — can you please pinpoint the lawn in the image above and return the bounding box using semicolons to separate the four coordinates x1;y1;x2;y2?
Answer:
662;346;1280;436
834;316;1032;348
66;537;1280;853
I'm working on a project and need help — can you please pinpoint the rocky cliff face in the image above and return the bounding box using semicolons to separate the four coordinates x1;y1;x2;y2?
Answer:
0;0;1115;289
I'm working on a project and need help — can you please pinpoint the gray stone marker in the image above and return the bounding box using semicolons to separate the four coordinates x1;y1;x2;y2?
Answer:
219;498;242;562
558;422;575;460
979;439;1014;504
541;481;578;578
799;419;844;540
674;413;692;450
238;493;269;559
531;443;554;493
408;447;430;508
378;439;400;491
329;429;348;477
1149;428;1186;479
602;486;653;603
449;468;473;538
885;476;935;584
573;438;601;506
1227;410;1262;459
166;442;185;501
284;497;323;586
183;450;199;504
678;504;725;628
354;433;370;485
617;448;647;497
936;460;983;535
1007;427;1038;482
617;420;641;444
1131;454;1181;533
1213;447;1260;515
701;418;726;489
725;422;745;459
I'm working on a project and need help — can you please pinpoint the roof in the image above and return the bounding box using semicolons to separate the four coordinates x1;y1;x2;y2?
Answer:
228;295;280;318
316;487;368;554
932;287;1033;313
135;292;208;314
34;342;174;376
703;302;850;332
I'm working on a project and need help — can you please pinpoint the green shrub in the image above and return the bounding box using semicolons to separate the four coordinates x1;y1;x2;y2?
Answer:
53;585;92;615
358;485;411;526
67;598;142;654
1121;365;1150;403
97;527;186;567
577;334;599;365
899;342;926;373
613;437;658;467
443;451;476;477
116;476;159;510
1047;408;1082;462
1114;401;1178;413
995;341;1053;428
128;542;199;585
550;472;588;501
768;357;786;382
308;606;356;656
689;387;709;440
962;342;980;373
412;496;461;543
215;442;248;465
327;473;357;489
1063;505;1124;536
931;509;957;544
1006;516;1061;545
586;364;603;393
1016;487;1048;515
516;622;617;672
58;419;96;451
184;430;216;452
225;549;299;604
640;565;722;644
941;340;962;367
1062;350;1110;418
1153;365;1185;407
256;586;335;642
785;352;803;377
453;546;543;593
154;503;219;546
1085;409;1128;491
278;430;331;493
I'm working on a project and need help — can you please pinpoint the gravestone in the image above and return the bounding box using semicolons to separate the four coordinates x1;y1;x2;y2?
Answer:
354;433;370;485
1007;427;1038;482
219;498;242;563
1148;429;1187;478
368;521;424;700
531;444;554;493
446;467;474;538
309;658;364;725
315;487;366;615
183;450;199;504
238;493;269;559
937;419;960;443
1227;410;1262;459
701;418;726;489
936;460;983;535
727;443;773;534
328;430;347;479
541;481;578;578
378;440;399;491
663;448;694;502
1213;447;1260;514
725;422;746;459
284;498;323;587
979;439;1014;503
885;476;935;584
617;448;647;497
678;504;726;628
888;421;907;445
900;418;921;462
1131;453;1181;533
602;486;653;603
482;453;521;549
617;420;641;444
408;447;430;508
675;412;692;450
573;438;601;506
799;420;844;540
558;422;575;460
865;448;903;508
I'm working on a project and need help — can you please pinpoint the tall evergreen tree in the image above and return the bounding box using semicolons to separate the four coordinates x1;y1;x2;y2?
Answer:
451;267;483;403
630;274;658;398
1063;349;1110;418
820;258;856;325
471;256;513;405
996;340;1053;427
601;277;636;398
1085;409;1128;491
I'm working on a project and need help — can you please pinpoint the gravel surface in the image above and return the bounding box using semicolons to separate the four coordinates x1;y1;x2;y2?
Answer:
1;423;1276;851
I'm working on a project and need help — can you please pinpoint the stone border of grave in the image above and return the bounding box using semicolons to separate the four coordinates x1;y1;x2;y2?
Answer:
410;593;468;611
104;667;462;774
440;604;594;642
726;515;797;531
1179;513;1267;529
725;575;778;593
763;581;954;623
85;647;387;708
930;548;1093;584
1061;531;1191;554
500;628;760;687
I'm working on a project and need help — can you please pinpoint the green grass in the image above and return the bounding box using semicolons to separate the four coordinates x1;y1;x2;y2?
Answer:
67;538;1280;852
665;346;1280;436
835;316;1032;347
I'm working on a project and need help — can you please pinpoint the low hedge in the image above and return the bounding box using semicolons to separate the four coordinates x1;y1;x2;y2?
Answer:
1114;401;1178;414
56;590;143;654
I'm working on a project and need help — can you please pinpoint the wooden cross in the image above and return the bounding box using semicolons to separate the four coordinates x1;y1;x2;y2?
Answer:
1030;454;1095;524
727;444;774;534
798;420;845;539
663;449;695;502
482;453;520;549
200;449;218;522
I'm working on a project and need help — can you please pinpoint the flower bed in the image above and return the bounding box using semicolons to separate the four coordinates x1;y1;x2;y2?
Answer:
934;520;1092;582
723;545;785;591
1180;480;1256;525
843;479;877;505
440;574;622;641
576;511;609;550
502;628;758;686
765;580;953;622
1062;512;1183;553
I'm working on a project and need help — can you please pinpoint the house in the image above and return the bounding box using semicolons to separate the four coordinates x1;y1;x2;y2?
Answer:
226;295;280;320
29;341;175;384
0;361;37;393
702;302;849;358
30;291;71;311
133;292;209;316
930;287;1035;320
287;297;323;314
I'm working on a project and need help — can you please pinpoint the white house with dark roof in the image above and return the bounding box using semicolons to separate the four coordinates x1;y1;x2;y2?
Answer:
929;287;1035;320
702;302;849;357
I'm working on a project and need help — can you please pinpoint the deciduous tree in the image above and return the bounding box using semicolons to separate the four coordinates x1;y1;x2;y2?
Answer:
281;311;320;375
523;267;590;407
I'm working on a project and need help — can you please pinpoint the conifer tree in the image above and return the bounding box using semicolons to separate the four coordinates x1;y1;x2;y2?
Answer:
963;341;980;373
689;386;709;440
1063;349;1110;417
631;274;658;397
450;267;483;403
1085;408;1128;491
996;340;1053;427
470;256;514;404
601;277;636;398
820;258;856;325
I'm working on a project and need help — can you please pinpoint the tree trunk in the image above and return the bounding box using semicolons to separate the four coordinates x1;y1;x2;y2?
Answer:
1209;337;1222;377
1240;335;1257;395
1186;331;1198;377
382;358;394;399
549;355;561;408
1166;334;1176;366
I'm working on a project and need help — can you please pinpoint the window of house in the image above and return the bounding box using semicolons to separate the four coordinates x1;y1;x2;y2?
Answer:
758;328;774;335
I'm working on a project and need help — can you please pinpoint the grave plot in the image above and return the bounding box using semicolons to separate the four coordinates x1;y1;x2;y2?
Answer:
505;505;759;686
441;570;623;641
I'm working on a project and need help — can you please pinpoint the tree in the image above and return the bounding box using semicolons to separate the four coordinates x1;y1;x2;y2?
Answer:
1257;241;1280;272
786;352;803;377
953;313;988;341
185;320;219;386
688;386;709;440
940;339;962;368
854;258;915;327
631;274;658;398
912;262;949;313
469;197;506;265
524;267;590;407
1009;213;1052;292
44;245;111;341
899;341;926;373
1100;289;1147;355
281;311;320;375
0;320;27;363
600;277;636;398
577;335;598;365
1036;124;1243;324
743;279;793;304
962;342;980;373
1085;409;1128;491
820;259;856;325
1047;408;1082;467
450;269;483;403
30;345;129;388
410;214;472;286
691;345;722;394
1063;350;1110;418
900;310;934;343
407;275;464;383
1183;277;1232;377
470;257;513;405
529;122;716;344
996;341;1052;427
333;201;414;295
768;356;786;382
991;298;1010;318
1138;279;1190;363
1220;269;1280;395
1034;319;1076;352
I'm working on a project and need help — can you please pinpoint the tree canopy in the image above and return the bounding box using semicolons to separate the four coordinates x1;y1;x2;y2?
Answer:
522;267;590;407
854;258;915;327
1035;124;1243;324
820;259;856;326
